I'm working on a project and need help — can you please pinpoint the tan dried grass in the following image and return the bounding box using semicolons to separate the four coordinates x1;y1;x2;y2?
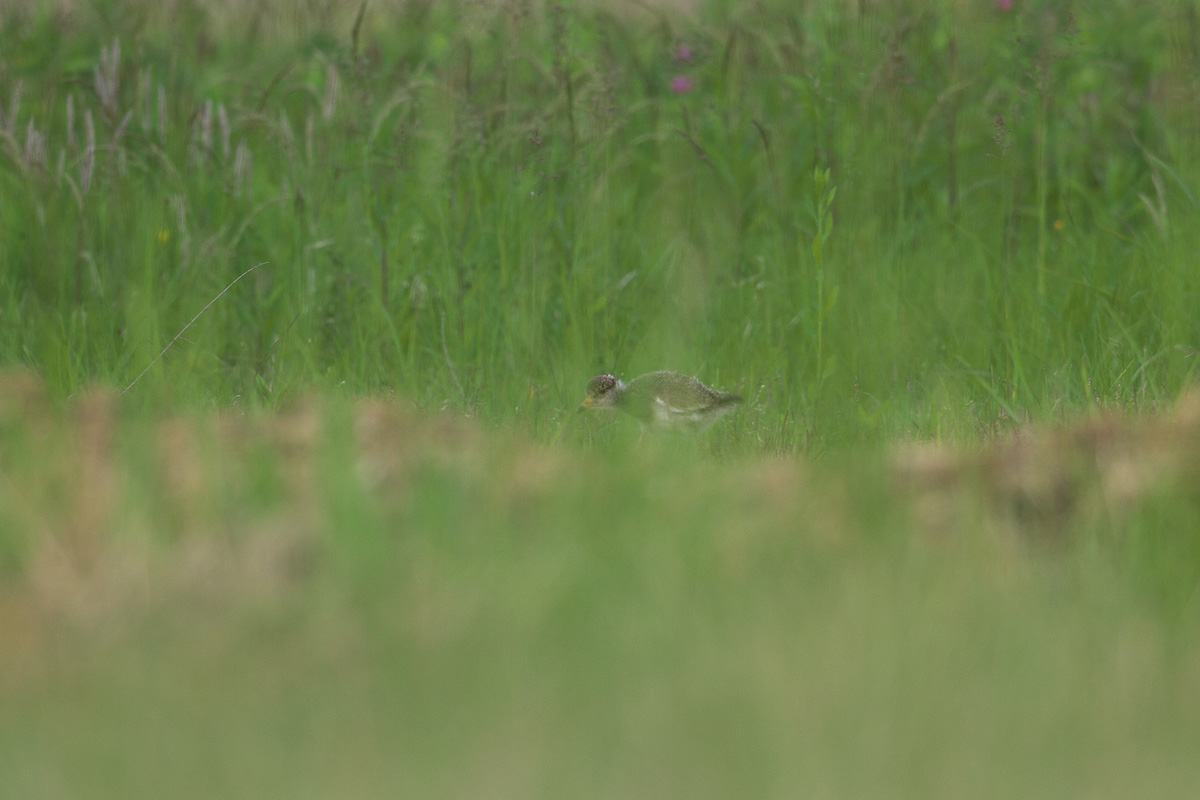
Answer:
3;368;1200;641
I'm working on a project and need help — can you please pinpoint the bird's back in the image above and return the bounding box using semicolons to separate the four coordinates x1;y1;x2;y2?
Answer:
624;371;741;431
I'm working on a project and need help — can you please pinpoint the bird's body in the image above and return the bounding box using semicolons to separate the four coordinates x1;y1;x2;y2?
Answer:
578;370;742;433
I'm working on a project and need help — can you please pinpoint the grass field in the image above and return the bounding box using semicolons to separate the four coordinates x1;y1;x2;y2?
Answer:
2;0;1200;797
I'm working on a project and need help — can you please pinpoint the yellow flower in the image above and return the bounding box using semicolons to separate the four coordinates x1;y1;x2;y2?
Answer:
156;229;171;244
1053;219;1065;232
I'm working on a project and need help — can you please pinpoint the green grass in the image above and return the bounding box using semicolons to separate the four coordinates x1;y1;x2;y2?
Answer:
2;387;1200;798
3;0;1200;796
2;0;1198;445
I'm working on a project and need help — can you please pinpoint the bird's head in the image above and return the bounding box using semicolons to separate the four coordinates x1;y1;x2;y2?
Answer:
578;374;621;412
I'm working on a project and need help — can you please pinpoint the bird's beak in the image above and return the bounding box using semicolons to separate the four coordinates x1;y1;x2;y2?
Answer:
577;396;595;412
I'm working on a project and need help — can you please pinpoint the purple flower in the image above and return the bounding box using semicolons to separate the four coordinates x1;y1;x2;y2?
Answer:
994;0;1013;10
673;45;693;63
670;75;694;94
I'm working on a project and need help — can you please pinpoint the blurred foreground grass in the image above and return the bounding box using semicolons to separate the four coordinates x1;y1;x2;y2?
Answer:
2;369;1199;799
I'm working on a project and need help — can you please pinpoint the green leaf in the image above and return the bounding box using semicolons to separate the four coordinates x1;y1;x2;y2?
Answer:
824;284;839;315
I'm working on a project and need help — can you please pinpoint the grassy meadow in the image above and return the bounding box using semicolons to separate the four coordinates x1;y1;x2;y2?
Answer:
2;0;1200;796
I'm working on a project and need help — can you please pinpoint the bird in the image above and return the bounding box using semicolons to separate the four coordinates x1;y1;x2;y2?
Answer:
577;370;742;434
